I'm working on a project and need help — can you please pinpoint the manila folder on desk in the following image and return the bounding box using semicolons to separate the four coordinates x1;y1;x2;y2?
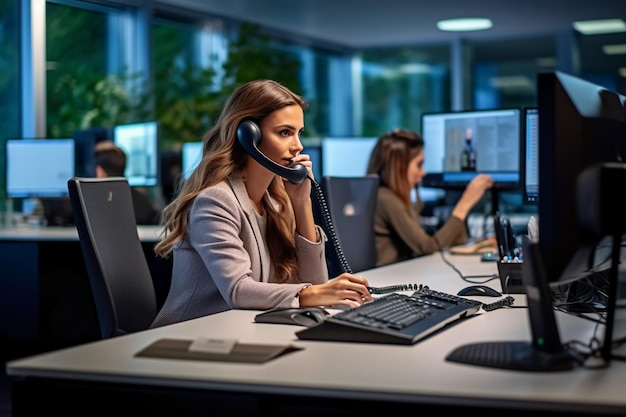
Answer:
135;338;303;364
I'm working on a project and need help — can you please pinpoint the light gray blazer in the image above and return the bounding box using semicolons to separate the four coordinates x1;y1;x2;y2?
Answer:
151;175;329;328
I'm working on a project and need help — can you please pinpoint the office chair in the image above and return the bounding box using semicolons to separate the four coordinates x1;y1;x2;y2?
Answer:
313;174;379;277
68;177;158;339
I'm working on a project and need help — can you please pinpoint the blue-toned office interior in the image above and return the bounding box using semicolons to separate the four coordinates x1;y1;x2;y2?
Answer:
2;1;626;416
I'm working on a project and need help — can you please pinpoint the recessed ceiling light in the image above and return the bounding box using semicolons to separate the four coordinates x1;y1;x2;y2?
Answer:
573;19;626;35
603;44;626;55
489;76;534;90
399;63;431;74
437;18;493;32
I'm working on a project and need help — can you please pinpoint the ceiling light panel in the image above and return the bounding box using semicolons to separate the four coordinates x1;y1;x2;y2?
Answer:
437;18;493;32
603;44;626;55
573;19;626;35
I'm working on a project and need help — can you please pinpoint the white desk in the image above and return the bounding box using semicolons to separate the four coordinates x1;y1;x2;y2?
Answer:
0;225;170;350
0;224;163;242
7;254;625;416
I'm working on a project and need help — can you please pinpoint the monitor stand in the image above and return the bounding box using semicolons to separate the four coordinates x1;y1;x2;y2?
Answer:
490;189;500;218
445;236;574;372
599;232;621;363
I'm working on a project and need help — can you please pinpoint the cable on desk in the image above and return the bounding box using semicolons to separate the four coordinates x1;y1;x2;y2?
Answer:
437;249;499;284
559;311;626;368
563;334;609;369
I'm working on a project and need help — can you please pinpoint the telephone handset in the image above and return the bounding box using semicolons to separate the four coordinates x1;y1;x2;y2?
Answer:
236;119;353;275
236;120;308;184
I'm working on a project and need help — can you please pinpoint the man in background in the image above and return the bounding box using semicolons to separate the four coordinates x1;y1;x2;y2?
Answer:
94;141;160;225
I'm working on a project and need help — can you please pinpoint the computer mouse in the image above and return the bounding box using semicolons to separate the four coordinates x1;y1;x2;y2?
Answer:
456;285;502;297
254;307;329;327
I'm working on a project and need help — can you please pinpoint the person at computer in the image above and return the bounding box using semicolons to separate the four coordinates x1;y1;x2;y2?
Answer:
151;79;373;328
366;129;493;267
94;141;161;225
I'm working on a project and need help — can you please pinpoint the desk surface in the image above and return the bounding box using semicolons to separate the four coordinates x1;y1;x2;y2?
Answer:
7;254;626;415
0;224;163;242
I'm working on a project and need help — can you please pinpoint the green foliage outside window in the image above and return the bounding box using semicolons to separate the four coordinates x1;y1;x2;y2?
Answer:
154;22;304;149
48;68;152;138
46;5;304;152
221;23;303;101
152;64;222;148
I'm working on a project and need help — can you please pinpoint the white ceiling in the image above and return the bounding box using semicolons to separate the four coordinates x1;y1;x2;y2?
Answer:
158;0;626;48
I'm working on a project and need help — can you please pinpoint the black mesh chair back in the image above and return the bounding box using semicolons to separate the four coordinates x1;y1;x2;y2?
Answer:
314;174;379;277
68;177;157;339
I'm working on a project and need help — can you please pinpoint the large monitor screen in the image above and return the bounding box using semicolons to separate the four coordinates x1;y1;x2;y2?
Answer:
522;107;539;205
535;71;626;365
181;141;203;179
6;139;75;198
113;121;159;186
537;71;626;285
321;137;377;178
421;108;521;189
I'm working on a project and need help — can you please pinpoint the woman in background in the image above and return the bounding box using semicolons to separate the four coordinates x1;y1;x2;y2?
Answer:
152;79;371;327
367;129;493;266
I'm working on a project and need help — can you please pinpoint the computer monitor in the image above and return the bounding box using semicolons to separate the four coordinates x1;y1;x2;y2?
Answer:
113;121;159;187
521;107;539;205
181;141;203;179
420;108;521;190
537;71;626;286
446;72;626;371
321;137;377;178
5;138;75;198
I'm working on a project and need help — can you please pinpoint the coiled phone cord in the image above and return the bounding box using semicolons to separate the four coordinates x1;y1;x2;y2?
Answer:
310;178;419;297
310;178;353;274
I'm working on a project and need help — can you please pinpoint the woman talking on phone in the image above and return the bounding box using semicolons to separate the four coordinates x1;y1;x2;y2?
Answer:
151;79;372;328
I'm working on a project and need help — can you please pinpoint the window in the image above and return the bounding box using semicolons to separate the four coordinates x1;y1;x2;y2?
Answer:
470;35;557;110
46;1;149;139
0;0;21;202
358;44;451;136
46;2;108;137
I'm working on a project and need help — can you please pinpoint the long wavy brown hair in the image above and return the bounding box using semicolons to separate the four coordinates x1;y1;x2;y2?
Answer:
367;129;424;213
154;79;309;283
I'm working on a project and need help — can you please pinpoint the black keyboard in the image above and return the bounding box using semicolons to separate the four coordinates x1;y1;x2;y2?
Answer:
296;286;482;345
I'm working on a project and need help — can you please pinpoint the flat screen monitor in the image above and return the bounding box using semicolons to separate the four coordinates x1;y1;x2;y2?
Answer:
113;121;159;187
181;141;203;179
321;137;377;178
521;107;539;205
6;139;75;198
421;108;521;189
537;71;626;285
